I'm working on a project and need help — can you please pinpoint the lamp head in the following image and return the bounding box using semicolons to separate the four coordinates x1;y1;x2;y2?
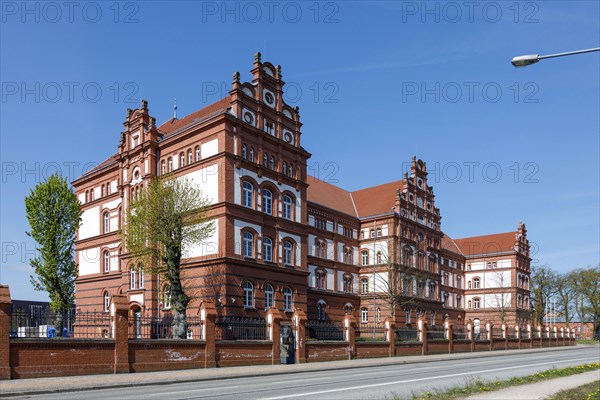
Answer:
511;54;540;68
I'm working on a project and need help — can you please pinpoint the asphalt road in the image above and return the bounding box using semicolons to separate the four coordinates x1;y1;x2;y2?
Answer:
10;347;599;400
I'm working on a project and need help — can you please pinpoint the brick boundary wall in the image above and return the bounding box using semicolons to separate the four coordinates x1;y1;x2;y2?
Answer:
0;286;576;380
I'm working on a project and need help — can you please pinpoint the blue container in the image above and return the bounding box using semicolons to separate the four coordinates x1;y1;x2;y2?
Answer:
47;327;56;338
62;328;69;337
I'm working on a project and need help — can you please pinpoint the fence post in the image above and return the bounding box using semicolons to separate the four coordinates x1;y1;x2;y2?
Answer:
200;301;217;368
293;309;307;364
345;315;356;360
267;308;283;365
385;318;395;357
527;324;532;348
467;320;474;352
419;318;428;355
0;285;11;380
560;327;565;346
111;295;129;374
486;322;493;351
445;319;453;354
502;323;508;350
516;325;521;349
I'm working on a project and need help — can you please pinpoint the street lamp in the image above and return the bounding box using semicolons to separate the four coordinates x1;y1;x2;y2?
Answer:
511;47;600;68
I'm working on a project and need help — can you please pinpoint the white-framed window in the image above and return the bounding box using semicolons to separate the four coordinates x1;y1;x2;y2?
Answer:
243;281;254;308
343;276;352;293
316;271;325;289
262;189;272;215
163;285;172;309
263;153;268;167
180;152;185;168
188;149;193;165
241;144;247;159
269;156;275;170
103;250;110;273
103;292;110;312
361;307;369;323
284;287;293;311
473;298;480;309
103;212;110;234
130;269;136;290
282;162;287;176
289;164;293;178
405;308;411;323
344;304;353;315
161;160;166;175
249;147;254;162
242;181;253;208
376;251;382;264
361;278;369;294
361;250;369;266
263;237;273;262
265;284;274;308
283;240;293;265
283;195;293;220
195;145;200;161
139;268;144;289
473;277;480;289
168;157;173;172
243;231;254;258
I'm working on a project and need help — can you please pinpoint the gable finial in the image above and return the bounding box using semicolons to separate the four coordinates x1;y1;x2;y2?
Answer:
173;98;178;120
254;52;262;63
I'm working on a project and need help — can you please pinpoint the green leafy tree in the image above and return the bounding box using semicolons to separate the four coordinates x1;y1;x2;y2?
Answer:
24;174;82;320
123;175;215;338
570;266;600;339
555;272;575;327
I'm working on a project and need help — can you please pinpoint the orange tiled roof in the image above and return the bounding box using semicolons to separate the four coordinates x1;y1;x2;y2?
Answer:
76;153;119;181
453;232;517;256
441;233;464;256
306;175;356;216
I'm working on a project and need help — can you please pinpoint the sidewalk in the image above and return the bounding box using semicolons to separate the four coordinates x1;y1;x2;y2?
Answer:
464;369;599;399
0;346;590;397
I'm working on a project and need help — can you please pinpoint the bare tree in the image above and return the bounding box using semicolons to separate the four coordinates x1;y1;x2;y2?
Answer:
555;272;575;327
491;271;512;324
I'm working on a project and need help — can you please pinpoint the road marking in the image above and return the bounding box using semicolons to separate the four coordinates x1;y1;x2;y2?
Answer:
259;357;599;400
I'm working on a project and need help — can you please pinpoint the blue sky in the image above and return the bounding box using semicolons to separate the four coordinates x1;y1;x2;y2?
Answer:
1;1;599;301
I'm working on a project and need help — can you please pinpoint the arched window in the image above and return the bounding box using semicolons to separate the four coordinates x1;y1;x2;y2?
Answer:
376;251;382;264
241;144;247;159
361;250;369;266
361;278;369;294
361;307;369;323
282;162;287;176
103;250;110;273
103;291;110;312
417;252;425;269
458;315;463;325
265;284;274;308
317;301;327;321
263;153;268;167
195;145;201;161
263;237;273;262
139;267;144;288
473;298;480;309
243;281;254;308
377;307;381;323
103;212;110;234
473;278;480;289
85;190;89;203
180;152;185;168
90;189;94;201
405;307;411;323
101;184;105;197
262;189;272;215
344;303;353;315
249;147;254;162
242;181;253;208
167;157;173;172
130;268;136;290
283;195;293;220
468;280;472;289
187;149;193;165
269;156;275;170
430;311;435;327
163;285;172;309
107;183;111;195
343;276;352;293
468;300;472;309
289;164;293;178
403;247;413;267
243;232;254;258
315;270;325;289
284;287;293;311
283;240;293;265
161;160;166;175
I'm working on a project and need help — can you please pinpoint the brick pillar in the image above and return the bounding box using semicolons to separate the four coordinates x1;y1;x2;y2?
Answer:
111;295;129;374
560;328;565;346
0;285;11;380
419;318;428;355
527;324;532;348
200;301;217;368
517;325;522;349
445;319;453;354
467;320;474;352
293;309;307;364
502;323;508;350
486;322;493;351
385;318;395;357
553;327;558;346
267;308;283;365
345;315;356;360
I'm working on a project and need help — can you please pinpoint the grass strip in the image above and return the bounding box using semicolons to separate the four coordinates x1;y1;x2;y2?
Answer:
546;380;600;400
391;362;600;400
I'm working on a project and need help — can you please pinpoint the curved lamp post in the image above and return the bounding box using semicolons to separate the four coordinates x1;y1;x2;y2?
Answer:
511;47;599;68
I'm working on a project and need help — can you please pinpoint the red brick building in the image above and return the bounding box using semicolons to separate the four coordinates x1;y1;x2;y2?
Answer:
73;54;531;329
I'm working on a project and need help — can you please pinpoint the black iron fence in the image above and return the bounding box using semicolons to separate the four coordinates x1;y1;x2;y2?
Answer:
306;320;344;341
521;327;528;339
492;327;504;339
474;327;488;341
10;309;111;339
215;317;267;341
507;327;518;339
395;324;419;342
355;324;386;341
452;325;469;340
129;315;203;339
427;325;446;341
